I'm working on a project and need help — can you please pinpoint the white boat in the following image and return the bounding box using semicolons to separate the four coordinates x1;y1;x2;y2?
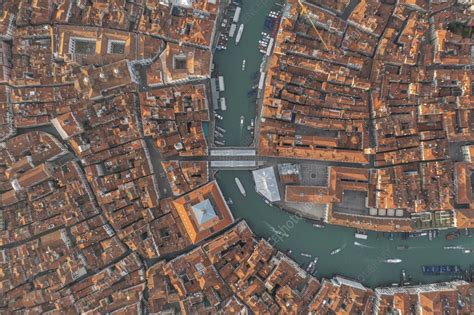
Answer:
216;126;226;133
240;116;244;125
354;232;368;240
384;259;402;264
220;97;227;111
214;113;223;120
215;140;225;145
306;257;318;274
235;24;244;44
330;247;342;255
464;249;472;254
444;245;462;250
242;59;246;71
301;253;311;258
235;177;246;196
214;130;224;138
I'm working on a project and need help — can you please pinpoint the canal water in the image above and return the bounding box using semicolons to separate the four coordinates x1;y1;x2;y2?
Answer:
216;171;474;288
213;0;474;288
213;0;282;146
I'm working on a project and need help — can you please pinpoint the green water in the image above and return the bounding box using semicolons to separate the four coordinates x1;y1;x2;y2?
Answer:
216;171;474;288
213;1;474;288
213;0;279;146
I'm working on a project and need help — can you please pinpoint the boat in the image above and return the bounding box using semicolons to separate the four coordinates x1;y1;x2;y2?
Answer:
330;247;343;255
214;112;223;120
301;253;311;258
422;265;462;275
306;257;319;274
235;24;244;44
464;249;472;254
235;177;246;196
400;269;410;286
312;222;325;229
216;126;226;133
384;259;402;264
396;245;409;250
240;116;244;125
226;198;233;205
215;140;225;146
355;230;368;240
444;245;462;250
214;130;224;138
241;59;246;71
446;230;461;241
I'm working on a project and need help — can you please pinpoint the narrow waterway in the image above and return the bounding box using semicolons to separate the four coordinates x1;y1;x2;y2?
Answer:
213;0;281;146
216;171;473;288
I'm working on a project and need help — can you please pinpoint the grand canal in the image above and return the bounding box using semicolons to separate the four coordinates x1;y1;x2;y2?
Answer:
213;0;474;288
213;0;280;146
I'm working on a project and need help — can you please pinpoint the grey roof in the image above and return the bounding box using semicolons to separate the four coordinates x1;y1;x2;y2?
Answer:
192;199;217;225
252;166;281;202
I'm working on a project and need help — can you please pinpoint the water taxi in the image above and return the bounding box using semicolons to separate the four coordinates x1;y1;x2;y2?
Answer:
234;177;246;196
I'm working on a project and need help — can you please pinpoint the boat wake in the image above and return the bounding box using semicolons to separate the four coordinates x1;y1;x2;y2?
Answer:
263;221;289;238
354;241;373;248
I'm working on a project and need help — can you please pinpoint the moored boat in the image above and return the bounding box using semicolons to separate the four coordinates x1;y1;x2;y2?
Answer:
446;230;461;241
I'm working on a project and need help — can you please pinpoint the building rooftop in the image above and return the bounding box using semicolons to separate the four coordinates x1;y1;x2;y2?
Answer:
172;180;234;243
